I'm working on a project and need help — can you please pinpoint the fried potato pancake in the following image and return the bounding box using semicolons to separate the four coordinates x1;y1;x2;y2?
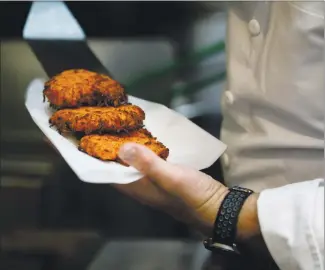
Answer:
49;105;145;134
43;69;127;109
79;128;169;165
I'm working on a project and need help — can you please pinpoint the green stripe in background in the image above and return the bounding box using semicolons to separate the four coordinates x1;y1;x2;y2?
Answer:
125;41;226;91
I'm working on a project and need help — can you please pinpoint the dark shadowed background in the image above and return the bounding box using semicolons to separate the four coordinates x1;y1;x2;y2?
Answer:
0;2;274;270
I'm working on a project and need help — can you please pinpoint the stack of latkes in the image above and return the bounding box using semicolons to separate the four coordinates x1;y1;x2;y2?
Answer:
43;69;169;165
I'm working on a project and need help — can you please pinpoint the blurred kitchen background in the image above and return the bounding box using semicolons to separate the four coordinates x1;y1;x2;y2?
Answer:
0;2;227;270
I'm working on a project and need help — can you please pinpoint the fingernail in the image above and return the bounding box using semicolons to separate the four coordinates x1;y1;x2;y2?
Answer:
119;144;136;163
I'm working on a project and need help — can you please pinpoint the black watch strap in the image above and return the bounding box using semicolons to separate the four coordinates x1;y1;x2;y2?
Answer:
204;186;254;253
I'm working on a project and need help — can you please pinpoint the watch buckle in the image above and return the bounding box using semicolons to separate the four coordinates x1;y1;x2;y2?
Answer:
204;238;240;254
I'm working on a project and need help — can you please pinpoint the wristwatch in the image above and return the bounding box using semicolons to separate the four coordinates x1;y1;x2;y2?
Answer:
203;186;254;254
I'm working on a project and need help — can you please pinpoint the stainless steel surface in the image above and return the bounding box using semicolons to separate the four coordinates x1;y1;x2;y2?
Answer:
88;240;199;270
1;234;278;270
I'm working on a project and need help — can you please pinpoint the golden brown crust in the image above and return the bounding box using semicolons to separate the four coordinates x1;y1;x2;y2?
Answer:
49;105;145;134
79;128;169;165
43;69;128;109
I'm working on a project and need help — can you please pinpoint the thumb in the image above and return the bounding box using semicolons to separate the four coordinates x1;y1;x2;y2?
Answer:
118;142;227;225
118;142;183;191
118;143;222;199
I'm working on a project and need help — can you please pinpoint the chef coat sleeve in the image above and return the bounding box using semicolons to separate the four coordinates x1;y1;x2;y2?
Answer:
257;179;324;270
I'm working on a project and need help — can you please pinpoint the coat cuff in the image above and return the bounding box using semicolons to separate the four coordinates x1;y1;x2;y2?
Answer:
257;179;323;270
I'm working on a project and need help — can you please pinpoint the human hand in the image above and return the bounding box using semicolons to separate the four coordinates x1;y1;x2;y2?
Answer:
44;135;260;241
113;143;229;235
44;135;262;252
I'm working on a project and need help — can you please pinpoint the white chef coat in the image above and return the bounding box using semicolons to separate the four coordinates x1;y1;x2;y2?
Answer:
220;2;324;191
258;178;324;270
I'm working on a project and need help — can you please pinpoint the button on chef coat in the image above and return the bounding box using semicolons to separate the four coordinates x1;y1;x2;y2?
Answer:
221;2;324;191
223;91;235;105
248;19;261;36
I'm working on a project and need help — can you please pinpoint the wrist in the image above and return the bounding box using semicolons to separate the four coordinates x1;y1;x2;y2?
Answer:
203;186;255;253
236;193;260;241
203;187;267;256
